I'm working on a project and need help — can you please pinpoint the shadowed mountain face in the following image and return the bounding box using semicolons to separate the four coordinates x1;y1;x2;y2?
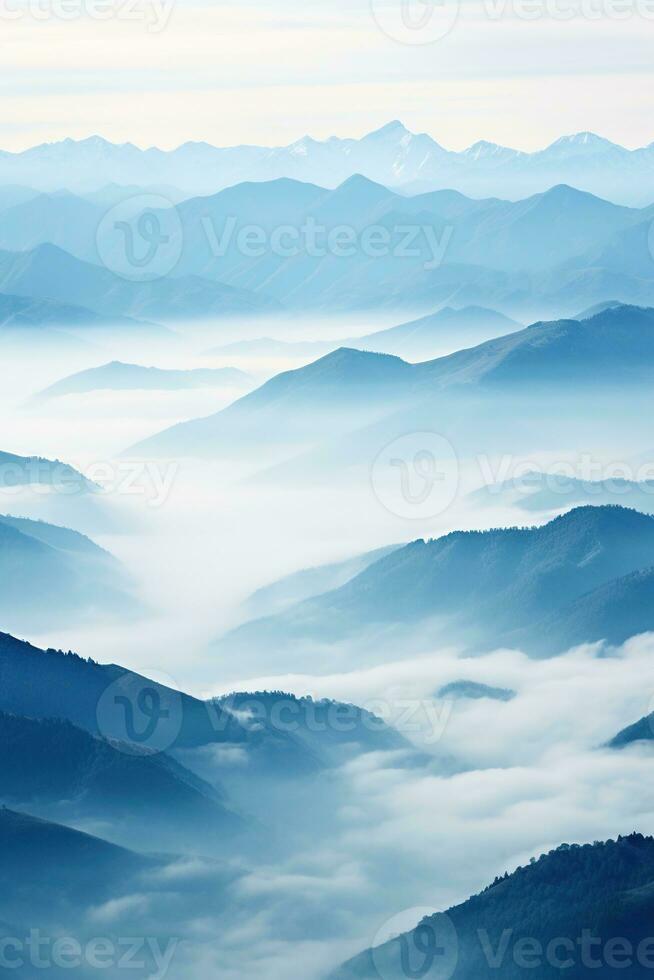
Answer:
523;566;654;655
0;243;279;322
243;543;402;619
609;709;654;749
0;712;243;848
331;834;654;980
0;807;183;977
0;515;137;629
131;304;654;459
217;507;654;660
37;361;251;399
0;807;156;903
0;631;404;778
0;631;264;753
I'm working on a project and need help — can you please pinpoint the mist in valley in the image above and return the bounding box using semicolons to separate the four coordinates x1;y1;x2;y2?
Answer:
2;305;654;977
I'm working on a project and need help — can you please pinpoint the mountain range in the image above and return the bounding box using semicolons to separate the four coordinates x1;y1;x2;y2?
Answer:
132;305;654;459
209;306;522;364
6;124;654;204
0;629;406;786
0;242;280;323
2;176;654;321
138;177;654;316
216;506;654;662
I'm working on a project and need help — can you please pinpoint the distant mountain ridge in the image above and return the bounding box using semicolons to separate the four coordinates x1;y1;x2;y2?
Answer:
37;361;251;399
6;124;654;204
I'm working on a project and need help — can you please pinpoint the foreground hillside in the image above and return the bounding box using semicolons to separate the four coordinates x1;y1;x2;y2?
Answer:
331;834;654;979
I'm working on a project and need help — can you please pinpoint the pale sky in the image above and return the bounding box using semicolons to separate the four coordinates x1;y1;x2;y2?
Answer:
2;0;654;151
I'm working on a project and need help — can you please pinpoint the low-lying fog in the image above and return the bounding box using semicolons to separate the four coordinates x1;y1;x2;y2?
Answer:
4;312;654;979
